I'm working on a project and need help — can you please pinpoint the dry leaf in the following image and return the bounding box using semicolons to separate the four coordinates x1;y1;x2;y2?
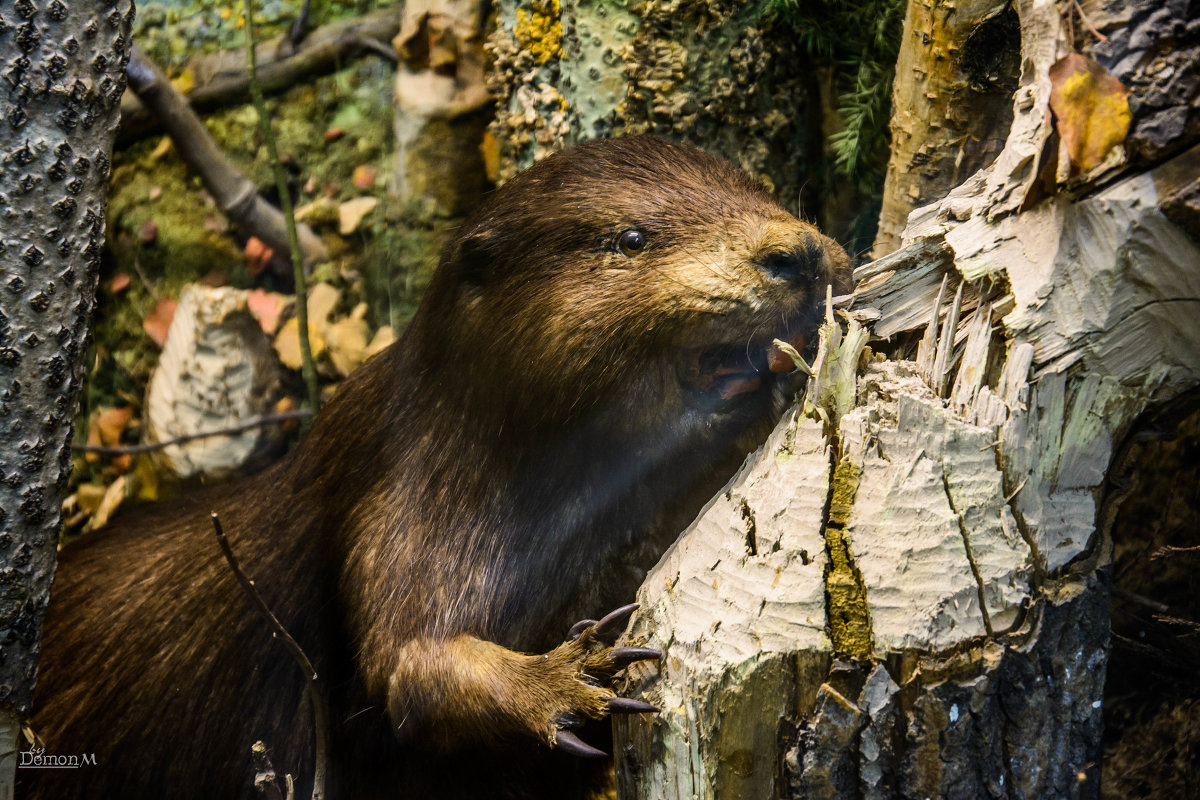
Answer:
294;197;338;224
134;454;160;503
201;270;228;287
247;288;286;335
365;325;396;360
169;67;195;95
274;316;326;370
84;415;103;464
138;219;159;244
110;273;132;293
325;315;370;377
150;136;173;160
308;283;341;329
352;165;377;190
1049;53;1131;174
75;483;107;515
90;476;127;531
244;236;275;277
95;406;133;446
339;196;378;235
481;131;501;185
143;296;178;347
272;396;303;434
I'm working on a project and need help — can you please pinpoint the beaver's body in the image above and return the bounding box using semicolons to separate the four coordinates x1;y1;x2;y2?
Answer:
25;136;849;799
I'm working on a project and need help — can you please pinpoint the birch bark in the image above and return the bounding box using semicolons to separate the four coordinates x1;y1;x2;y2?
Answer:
614;0;1200;796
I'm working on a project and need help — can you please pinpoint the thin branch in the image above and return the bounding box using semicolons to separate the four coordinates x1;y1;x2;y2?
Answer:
71;411;311;456
286;0;314;51
1071;0;1108;43
117;9;403;144
212;513;328;800
243;0;321;421
352;35;400;64
124;47;329;269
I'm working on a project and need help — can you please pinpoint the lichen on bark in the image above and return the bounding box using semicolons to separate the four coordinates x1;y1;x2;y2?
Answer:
0;0;134;713
488;0;823;218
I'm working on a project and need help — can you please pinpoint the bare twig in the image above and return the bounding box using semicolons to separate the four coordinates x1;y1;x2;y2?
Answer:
286;0;314;51
1111;586;1171;615
71;410;311;456
1152;544;1200;558
124;47;329;269
352;35;399;64
117;9;403;144
1071;0;1108;43
130;250;160;301
243;0;321;421
212;513;328;800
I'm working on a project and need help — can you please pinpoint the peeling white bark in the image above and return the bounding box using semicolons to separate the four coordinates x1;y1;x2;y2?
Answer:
145;286;286;482
616;26;1200;800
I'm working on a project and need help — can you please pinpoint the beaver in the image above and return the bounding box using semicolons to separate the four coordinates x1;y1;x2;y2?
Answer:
23;135;850;799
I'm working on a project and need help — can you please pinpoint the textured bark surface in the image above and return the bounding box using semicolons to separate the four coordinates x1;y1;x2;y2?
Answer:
486;0;832;228
143;286;286;483
871;0;1021;258
615;146;1200;798
0;0;133;714
391;0;493;217
611;0;1200;796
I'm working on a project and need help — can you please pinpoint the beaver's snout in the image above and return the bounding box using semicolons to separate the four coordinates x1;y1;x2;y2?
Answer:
755;240;823;287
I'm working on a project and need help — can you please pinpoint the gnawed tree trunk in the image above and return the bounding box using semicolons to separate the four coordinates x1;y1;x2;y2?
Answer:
612;0;1200;796
0;0;134;794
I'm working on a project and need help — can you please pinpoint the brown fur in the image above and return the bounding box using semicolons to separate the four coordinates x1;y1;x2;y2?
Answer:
23;136;850;799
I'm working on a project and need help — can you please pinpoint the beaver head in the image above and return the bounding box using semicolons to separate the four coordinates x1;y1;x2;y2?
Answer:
408;135;850;440
333;135;851;650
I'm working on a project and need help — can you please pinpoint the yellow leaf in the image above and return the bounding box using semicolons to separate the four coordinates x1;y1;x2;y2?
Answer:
274;316;326;371
90;476;127;531
134;454;161;503
169;68;195;96
1049;53;1131;174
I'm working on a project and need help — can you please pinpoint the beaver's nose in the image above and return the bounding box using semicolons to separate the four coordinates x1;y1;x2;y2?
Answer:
756;246;820;285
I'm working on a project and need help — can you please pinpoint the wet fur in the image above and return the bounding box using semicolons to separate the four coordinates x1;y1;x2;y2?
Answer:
24;136;849;799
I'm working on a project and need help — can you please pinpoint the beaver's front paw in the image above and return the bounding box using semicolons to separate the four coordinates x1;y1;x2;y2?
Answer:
540;603;660;758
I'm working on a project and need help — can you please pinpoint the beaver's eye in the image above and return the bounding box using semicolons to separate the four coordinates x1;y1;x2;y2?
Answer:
615;229;647;256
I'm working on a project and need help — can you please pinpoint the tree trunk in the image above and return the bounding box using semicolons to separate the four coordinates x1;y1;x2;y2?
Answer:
485;0;861;240
870;0;1020;258
613;0;1200;796
0;0;134;791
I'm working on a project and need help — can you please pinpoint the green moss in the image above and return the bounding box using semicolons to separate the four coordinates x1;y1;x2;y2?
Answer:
360;202;454;332
88;57;399;428
823;457;874;659
133;0;402;73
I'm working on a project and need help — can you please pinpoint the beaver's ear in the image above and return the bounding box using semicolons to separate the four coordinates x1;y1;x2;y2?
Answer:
456;230;502;286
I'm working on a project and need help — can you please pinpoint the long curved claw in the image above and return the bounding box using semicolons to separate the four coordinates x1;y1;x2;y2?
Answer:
555;729;607;759
593;603;639;641
607;697;659;714
609;646;661;667
566;619;598;641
